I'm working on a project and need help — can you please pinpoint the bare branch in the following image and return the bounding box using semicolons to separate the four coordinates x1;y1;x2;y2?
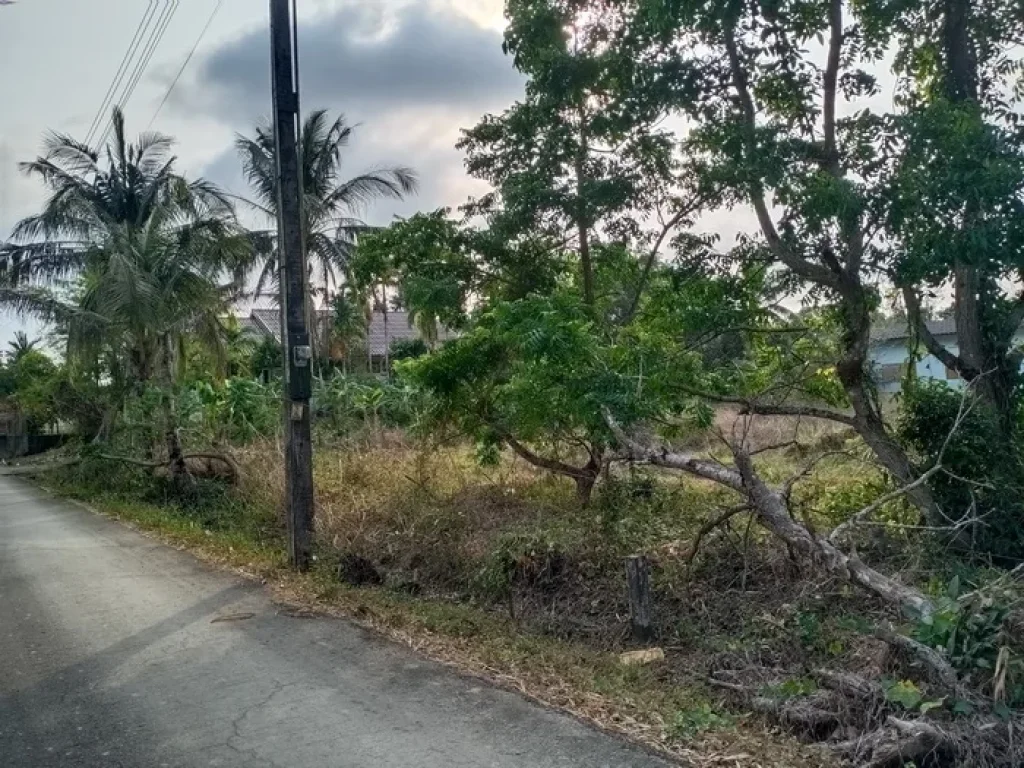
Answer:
902;285;967;375
782;450;863;498
685;503;752;570
829;465;943;545
830;379;979;544
604;409;745;492
822;0;843;177
875;623;966;697
722;24;840;290
605;409;936;618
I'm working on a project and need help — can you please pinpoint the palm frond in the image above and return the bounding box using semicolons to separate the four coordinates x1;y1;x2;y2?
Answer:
325;167;419;212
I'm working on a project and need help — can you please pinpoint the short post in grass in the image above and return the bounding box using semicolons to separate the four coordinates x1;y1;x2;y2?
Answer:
625;555;654;642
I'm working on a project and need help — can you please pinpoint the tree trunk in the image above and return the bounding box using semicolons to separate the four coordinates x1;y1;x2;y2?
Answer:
160;333;190;490
835;283;945;526
382;291;390;377
573;453;602;506
940;0;1018;432
495;426;603;505
951;267;1016;429
575;118;595;309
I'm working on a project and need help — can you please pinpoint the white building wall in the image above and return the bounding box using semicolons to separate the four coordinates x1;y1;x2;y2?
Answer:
870;330;1024;393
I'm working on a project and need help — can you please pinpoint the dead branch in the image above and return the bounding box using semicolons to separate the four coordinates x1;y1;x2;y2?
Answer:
875;623;965;697
605;409;936;618
781;450;860;498
750;691;845;732
97;451;239;483
830;380;978;546
813;669;883;701
833;716;950;768
685;504;751;571
829;465;943;545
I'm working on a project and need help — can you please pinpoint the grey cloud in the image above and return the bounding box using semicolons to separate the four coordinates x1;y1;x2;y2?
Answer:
183;2;523;126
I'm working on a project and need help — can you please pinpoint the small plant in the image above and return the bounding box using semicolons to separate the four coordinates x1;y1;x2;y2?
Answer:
769;677;820;699
882;678;946;715
912;575;1024;704
669;703;734;739
476;531;568;597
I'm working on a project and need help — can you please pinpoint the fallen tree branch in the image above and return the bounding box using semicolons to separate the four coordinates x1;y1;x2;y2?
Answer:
813;669;883;701
833;715;950;768
875;624;965;697
97;451;239;482
605;409;936;618
829;464;943;545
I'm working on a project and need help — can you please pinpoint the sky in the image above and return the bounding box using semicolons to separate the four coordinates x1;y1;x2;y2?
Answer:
0;0;517;345
0;0;907;351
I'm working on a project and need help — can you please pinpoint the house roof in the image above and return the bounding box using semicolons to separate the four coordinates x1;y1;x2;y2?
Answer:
247;307;455;355
872;317;957;343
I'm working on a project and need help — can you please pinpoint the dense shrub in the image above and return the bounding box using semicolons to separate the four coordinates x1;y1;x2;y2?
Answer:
898;380;1024;562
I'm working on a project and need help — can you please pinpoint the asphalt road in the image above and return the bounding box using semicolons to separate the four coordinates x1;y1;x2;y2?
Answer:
0;476;671;768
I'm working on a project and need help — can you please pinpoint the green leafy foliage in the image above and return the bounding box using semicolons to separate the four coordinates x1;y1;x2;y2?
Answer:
911;575;1024;706
669;703;734;739
898;380;1024;560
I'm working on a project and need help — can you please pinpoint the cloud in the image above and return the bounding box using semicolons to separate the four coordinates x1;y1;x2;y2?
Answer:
183;1;523;128
186;2;517;224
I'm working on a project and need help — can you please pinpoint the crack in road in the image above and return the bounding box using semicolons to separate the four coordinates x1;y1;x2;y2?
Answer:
222;679;299;768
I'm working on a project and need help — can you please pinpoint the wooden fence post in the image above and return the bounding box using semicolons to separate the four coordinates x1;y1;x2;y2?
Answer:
625;555;654;642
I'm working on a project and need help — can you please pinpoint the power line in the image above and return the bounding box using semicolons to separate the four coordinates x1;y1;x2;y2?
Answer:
97;0;180;148
92;0;169;147
148;0;224;130
84;0;158;146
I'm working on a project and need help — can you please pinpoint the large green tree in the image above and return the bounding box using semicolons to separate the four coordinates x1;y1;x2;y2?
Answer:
883;1;1024;431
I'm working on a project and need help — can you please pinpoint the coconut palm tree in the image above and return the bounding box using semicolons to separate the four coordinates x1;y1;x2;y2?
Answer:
8;108;238;286
2;108;247;481
7;331;40;363
235;109;418;305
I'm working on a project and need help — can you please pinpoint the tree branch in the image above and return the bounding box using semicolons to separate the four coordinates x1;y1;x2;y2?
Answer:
722;24;840;290
685;504;752;570
622;197;703;325
605;410;745;491
822;0;843;177
902;285;966;375
605;409;936;618
829;464;943;545
490;423;592;480
677;384;857;427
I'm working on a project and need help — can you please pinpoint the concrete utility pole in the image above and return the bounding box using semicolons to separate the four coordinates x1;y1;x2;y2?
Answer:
269;0;314;570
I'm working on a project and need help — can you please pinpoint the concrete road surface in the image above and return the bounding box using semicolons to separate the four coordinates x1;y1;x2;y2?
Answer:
0;476;672;768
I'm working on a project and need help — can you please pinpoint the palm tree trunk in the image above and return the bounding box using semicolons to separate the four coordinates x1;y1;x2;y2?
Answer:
382;285;390;377
161;333;190;489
